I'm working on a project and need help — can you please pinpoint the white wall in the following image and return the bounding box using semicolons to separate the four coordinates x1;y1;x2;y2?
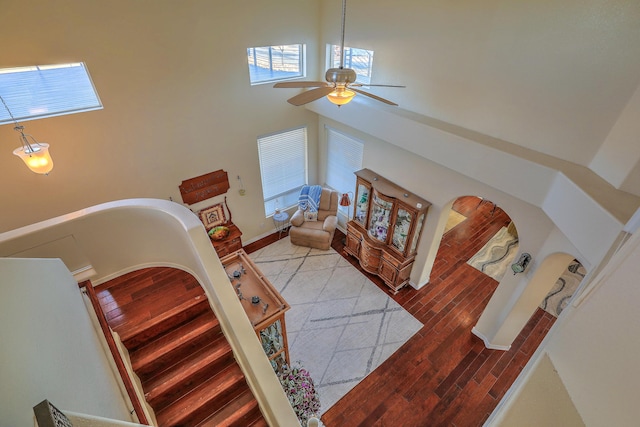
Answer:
487;230;640;425
542;233;640;425
497;354;584;426
589;82;640;196
316;115;556;287
0;0;320;237
319;0;640;166
0;258;132;426
1;0;640;244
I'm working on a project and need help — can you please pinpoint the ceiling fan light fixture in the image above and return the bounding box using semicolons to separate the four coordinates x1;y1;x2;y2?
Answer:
327;87;356;106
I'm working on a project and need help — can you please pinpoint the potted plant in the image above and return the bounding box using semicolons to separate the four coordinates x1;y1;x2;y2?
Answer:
277;362;321;426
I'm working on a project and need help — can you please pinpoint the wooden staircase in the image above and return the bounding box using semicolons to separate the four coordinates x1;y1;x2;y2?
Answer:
95;267;268;427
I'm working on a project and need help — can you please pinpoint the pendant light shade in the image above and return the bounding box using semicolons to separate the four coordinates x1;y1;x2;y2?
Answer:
1;95;55;175
13;141;53;175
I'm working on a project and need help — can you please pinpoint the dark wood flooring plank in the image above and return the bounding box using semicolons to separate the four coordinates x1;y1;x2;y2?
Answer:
316;196;555;426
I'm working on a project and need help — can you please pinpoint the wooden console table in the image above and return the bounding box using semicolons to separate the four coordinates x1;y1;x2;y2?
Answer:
220;249;290;370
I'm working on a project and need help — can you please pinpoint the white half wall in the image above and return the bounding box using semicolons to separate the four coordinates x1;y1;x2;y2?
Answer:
542;232;640;426
0;258;132;427
589;81;640;195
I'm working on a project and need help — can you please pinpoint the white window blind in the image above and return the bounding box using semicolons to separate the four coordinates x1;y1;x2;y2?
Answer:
258;127;308;216
247;44;305;85
0;63;102;125
326;126;363;218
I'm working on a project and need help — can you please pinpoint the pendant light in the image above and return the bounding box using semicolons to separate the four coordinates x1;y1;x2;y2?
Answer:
0;95;54;175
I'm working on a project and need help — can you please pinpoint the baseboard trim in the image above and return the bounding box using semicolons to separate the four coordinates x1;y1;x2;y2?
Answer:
72;265;97;282
472;327;511;351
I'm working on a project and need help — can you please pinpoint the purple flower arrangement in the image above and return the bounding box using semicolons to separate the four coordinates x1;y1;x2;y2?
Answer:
277;362;321;426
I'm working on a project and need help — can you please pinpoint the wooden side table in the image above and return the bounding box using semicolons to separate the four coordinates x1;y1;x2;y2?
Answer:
220;249;290;370
210;222;242;258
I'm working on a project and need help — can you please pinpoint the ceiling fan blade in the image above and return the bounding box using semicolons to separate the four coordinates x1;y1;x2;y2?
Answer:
350;83;406;88
287;86;336;106
351;88;398;106
274;81;329;88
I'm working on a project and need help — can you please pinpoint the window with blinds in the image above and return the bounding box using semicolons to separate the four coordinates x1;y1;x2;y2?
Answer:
329;45;374;85
325;126;364;219
257;126;308;216
0;63;102;125
247;44;305;85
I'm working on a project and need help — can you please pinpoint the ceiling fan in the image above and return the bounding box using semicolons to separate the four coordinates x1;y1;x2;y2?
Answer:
274;0;404;107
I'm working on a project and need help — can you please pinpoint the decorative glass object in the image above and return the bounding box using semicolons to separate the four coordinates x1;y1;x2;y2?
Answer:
354;183;370;225
410;213;425;253
260;319;284;357
392;208;412;253
368;192;393;242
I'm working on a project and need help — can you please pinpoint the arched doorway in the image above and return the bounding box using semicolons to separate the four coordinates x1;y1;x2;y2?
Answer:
475;253;588;348
434;195;519;284
539;259;586;317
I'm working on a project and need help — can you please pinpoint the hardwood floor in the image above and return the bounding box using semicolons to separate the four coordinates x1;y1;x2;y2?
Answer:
93;195;553;427
247;196;555;427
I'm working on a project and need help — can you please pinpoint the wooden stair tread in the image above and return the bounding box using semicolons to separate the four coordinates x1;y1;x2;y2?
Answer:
155;364;248;427
143;338;233;406
130;311;220;374
118;296;209;349
196;389;262;427
97;266;267;426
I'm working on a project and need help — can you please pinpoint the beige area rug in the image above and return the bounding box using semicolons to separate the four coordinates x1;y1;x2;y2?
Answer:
467;226;519;281
249;237;423;415
445;209;467;233
540;260;586;317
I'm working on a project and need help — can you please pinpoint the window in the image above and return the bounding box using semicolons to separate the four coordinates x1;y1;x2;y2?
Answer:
325;126;364;219
257;127;308;216
329;45;374;85
247;44;305;85
0;63;102;125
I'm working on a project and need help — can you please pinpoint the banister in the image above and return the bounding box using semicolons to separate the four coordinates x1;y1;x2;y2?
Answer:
79;280;150;426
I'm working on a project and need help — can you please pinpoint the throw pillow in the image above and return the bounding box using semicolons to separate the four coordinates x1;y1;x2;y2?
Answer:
304;210;318;222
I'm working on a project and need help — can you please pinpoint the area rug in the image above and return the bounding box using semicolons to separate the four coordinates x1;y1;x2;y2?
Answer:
445;209;467;233
540;260;586;317
249;237;423;415
467;226;519;281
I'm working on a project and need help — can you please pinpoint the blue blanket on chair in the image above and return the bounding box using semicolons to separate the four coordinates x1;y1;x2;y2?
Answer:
298;185;322;212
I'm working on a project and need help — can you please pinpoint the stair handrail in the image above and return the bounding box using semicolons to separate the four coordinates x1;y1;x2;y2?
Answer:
79;280;151;426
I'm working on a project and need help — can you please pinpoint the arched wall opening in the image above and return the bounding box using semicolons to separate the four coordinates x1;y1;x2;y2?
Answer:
423;195;589;351
474;252;588;349
428;195;519;285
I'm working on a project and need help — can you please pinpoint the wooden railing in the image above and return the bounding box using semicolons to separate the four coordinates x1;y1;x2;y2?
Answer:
79;280;150;426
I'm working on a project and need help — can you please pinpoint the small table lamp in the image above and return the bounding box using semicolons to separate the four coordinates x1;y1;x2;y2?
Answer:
339;191;353;208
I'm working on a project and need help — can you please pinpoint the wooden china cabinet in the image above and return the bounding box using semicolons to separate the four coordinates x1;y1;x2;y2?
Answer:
345;169;431;294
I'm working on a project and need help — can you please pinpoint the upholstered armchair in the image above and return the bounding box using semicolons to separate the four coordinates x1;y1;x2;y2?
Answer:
289;188;339;250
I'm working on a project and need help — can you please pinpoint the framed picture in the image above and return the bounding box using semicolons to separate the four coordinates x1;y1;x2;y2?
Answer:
199;203;226;229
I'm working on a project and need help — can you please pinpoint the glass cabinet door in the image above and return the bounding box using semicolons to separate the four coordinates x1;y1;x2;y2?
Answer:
260;319;284;357
410;213;425;254
354;182;370;226
392;207;413;254
368;191;394;242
